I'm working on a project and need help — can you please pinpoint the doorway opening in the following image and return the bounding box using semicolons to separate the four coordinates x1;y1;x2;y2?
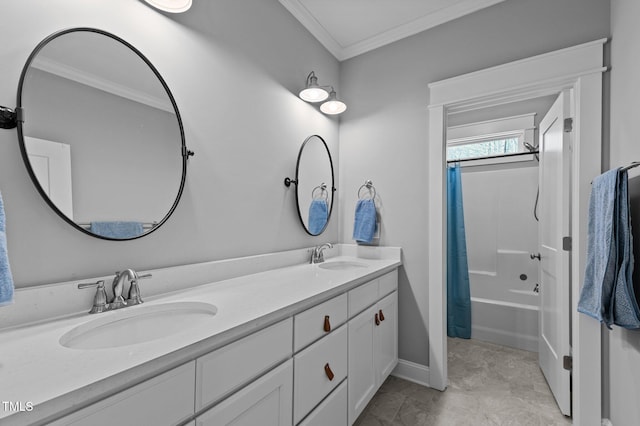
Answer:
427;39;607;423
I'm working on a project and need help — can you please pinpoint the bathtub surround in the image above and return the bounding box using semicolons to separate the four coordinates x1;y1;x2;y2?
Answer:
461;162;540;351
0;191;14;306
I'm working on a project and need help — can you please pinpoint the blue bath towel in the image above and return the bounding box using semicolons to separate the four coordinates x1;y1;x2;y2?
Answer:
0;192;14;307
578;168;640;328
578;169;619;327
352;199;377;243
611;170;640;328
308;199;328;235
90;221;145;239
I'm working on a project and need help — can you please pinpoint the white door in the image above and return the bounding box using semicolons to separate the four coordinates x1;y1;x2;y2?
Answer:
537;90;572;416
24;136;74;220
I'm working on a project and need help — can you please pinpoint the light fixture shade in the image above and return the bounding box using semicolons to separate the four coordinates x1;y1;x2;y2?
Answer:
143;0;192;13
320;90;347;115
299;72;329;102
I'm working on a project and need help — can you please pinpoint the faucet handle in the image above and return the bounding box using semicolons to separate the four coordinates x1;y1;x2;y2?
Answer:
127;280;143;306
78;280;109;314
127;273;151;306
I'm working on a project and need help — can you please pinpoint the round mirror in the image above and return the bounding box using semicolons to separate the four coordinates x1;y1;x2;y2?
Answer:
16;28;188;240
291;135;335;235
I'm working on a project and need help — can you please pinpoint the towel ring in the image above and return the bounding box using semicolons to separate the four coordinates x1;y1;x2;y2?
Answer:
358;180;376;200
312;183;329;201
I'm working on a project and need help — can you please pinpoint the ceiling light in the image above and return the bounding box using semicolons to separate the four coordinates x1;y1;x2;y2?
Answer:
299;71;329;103
320;89;347;115
143;0;192;13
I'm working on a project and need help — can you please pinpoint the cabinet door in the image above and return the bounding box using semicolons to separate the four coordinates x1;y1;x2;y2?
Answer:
347;305;378;425
375;291;398;385
196;360;293;426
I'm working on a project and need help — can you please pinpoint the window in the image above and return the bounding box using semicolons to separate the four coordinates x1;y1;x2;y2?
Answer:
447;135;521;161
446;114;536;163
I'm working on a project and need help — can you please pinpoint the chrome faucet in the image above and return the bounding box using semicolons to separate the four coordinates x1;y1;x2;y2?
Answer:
78;269;152;314
310;243;333;264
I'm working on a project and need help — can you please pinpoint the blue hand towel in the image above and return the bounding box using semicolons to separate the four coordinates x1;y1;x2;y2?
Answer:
308;199;328;235
0;192;15;307
578;169;619;327
353;199;377;243
611;170;640;328
90;221;145;239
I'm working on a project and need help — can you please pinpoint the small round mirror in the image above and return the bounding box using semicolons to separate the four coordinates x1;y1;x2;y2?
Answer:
16;28;188;240
290;135;335;235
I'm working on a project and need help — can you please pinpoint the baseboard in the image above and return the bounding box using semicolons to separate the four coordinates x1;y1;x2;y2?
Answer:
391;359;430;387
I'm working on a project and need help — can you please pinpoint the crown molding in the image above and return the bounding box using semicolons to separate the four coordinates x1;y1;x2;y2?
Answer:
31;57;174;113
279;0;506;61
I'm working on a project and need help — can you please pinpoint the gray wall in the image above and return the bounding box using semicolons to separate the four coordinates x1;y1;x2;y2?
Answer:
608;1;640;424
0;0;340;287
338;0;609;367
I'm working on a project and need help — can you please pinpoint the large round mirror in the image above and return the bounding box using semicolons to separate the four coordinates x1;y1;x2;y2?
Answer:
289;135;335;236
16;28;189;240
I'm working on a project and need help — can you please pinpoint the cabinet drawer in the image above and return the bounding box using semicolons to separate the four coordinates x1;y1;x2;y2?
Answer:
196;319;293;410
294;293;347;352
298;379;347;426
50;362;195;426
293;325;347;424
348;279;378;317
378;270;398;297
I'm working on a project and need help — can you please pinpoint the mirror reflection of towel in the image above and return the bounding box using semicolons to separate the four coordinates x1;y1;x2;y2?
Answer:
308;199;328;235
90;221;145;239
0;192;14;307
353;199;377;243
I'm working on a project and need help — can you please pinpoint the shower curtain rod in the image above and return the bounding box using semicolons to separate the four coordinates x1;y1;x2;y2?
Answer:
446;151;538;164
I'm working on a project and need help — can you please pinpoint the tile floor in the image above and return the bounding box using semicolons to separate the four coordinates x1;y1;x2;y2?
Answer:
355;338;572;425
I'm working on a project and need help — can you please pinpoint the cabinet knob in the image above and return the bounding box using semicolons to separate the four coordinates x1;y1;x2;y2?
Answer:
324;363;335;381
375;313;380;326
379;309;385;321
323;315;331;332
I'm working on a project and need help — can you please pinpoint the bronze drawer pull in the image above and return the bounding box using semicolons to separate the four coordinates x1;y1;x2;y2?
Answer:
379;309;385;321
324;363;335;381
375;313;380;326
324;315;331;332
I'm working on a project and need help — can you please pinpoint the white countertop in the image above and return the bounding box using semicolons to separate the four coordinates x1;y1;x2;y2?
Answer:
0;250;401;425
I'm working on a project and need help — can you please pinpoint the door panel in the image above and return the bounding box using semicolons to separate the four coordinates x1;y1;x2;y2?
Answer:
538;90;572;416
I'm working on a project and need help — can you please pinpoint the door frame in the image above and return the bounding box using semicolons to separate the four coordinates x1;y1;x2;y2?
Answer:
427;39;607;425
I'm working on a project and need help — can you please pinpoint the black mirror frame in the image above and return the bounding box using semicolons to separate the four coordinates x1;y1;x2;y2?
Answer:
291;135;336;236
15;27;191;241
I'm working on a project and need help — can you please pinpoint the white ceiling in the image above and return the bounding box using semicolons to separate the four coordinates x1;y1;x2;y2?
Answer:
279;0;507;61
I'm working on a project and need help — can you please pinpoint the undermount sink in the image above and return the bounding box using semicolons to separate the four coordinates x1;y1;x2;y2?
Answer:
60;301;217;350
318;260;368;271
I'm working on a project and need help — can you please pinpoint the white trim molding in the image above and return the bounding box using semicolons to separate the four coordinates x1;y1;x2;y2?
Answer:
391;359;430;387
427;38;607;425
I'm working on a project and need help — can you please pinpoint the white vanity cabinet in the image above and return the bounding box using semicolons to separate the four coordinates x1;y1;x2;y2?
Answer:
347;271;398;425
44;267;399;426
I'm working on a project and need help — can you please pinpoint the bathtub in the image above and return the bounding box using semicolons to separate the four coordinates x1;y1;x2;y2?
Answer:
468;250;539;352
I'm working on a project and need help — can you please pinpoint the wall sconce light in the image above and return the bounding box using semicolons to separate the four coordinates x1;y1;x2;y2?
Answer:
299;71;347;115
142;0;192;13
